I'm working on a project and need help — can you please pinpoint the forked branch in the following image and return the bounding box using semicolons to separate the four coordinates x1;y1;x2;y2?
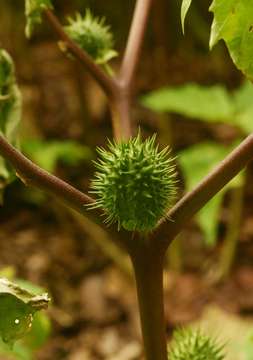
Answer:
44;1;154;140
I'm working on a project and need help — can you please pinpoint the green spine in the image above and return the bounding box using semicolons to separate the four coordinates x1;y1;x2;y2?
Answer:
168;328;225;360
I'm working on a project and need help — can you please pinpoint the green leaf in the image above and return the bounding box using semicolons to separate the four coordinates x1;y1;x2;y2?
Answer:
22;139;93;173
181;0;193;34
0;338;32;360
25;0;53;38
209;0;253;80
0;49;22;198
0;278;50;346
0;273;51;359
232;81;253;134
179;142;239;246
141;84;233;122
13;280;51;350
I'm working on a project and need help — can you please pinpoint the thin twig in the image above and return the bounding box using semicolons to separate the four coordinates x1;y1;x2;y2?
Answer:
0;135;100;220
119;0;153;89
44;9;118;97
153;134;253;247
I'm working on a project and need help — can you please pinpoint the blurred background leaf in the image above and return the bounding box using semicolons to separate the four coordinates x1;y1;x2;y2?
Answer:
22;139;93;173
141;84;233;122
181;0;193;34
232;81;253;134
179;142;236;246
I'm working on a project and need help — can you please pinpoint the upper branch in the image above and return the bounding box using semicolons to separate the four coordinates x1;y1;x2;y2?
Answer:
152;134;253;247
0;135;100;220
44;9;118;97
119;0;153;90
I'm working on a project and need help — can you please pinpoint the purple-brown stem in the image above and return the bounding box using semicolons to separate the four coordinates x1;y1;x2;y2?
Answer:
119;0;154;90
0;135;98;219
128;236;168;360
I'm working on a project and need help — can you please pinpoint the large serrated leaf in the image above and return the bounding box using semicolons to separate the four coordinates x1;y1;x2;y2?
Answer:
181;0;193;34
0;278;50;346
209;0;253;80
141;84;233;122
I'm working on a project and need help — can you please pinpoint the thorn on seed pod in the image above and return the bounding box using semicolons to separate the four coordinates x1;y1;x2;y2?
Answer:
168;328;225;360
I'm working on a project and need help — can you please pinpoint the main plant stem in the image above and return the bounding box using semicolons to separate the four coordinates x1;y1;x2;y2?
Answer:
109;92;132;141
130;242;167;360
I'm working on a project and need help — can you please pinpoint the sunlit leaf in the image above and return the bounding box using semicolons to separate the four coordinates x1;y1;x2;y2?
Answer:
179;142;242;246
181;0;193;34
141;84;233;122
209;0;253;80
0;278;50;346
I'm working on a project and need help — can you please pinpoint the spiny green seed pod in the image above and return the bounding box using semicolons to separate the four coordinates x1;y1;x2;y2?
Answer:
64;10;118;65
25;0;53;38
89;134;177;232
168;328;225;360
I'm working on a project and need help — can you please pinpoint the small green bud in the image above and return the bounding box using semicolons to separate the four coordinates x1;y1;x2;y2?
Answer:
64;9;118;65
168;328;225;360
89;134;177;232
25;0;53;38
